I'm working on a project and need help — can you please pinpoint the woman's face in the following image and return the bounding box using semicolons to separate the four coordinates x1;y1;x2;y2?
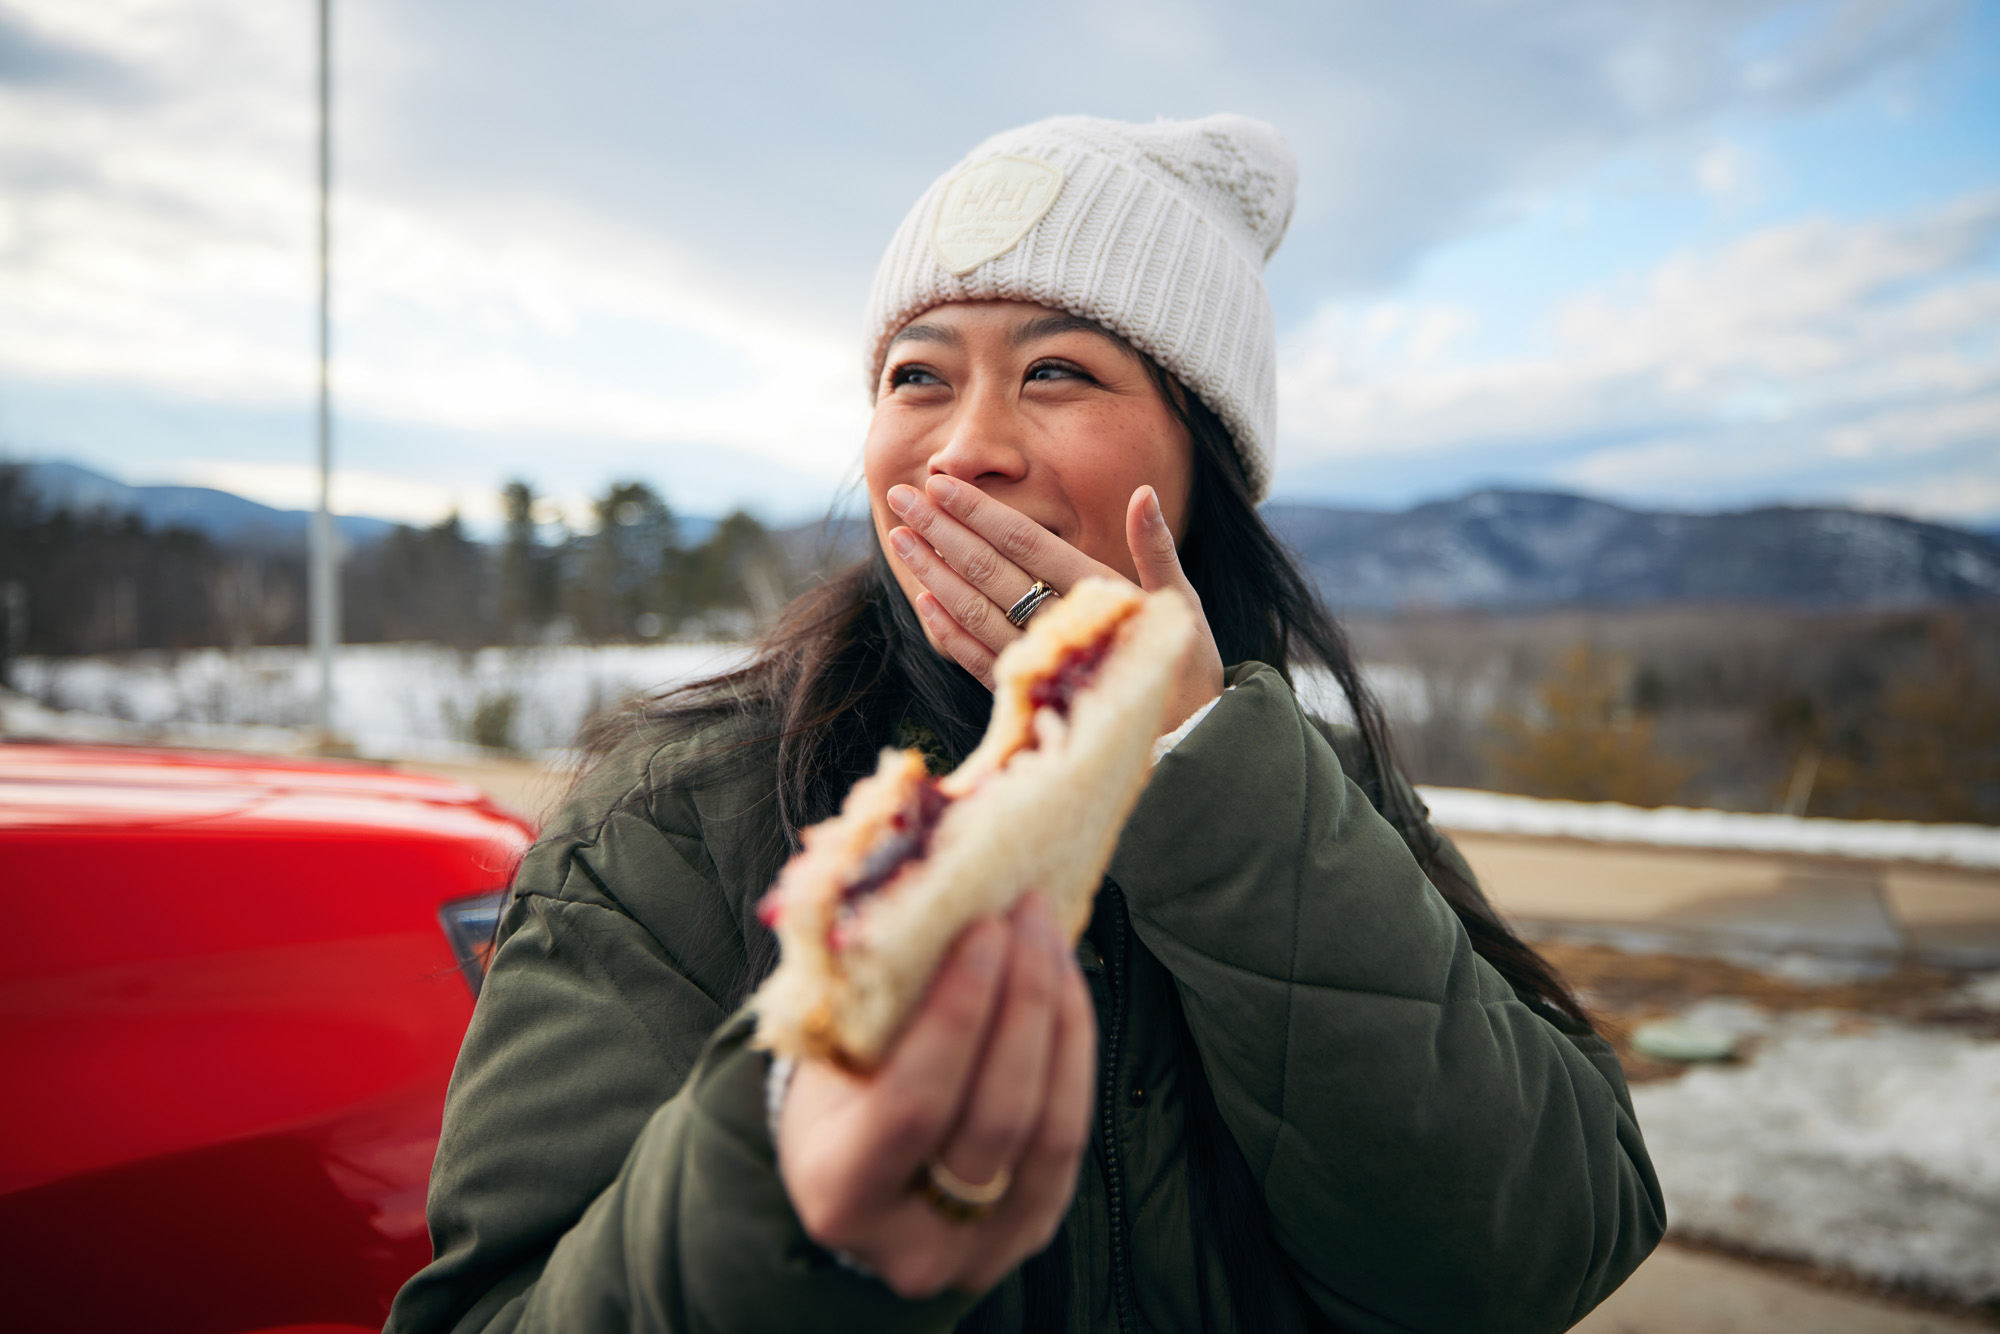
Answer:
864;300;1194;623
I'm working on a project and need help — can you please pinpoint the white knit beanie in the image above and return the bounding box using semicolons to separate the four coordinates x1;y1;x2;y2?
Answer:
863;114;1297;502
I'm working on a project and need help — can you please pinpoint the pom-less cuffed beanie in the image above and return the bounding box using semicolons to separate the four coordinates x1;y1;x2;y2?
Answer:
863;114;1296;502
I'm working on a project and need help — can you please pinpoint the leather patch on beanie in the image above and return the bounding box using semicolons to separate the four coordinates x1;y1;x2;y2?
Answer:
930;156;1063;276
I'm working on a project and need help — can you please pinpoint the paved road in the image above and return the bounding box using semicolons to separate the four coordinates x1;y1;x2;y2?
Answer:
1448;829;2000;966
1578;1245;1993;1333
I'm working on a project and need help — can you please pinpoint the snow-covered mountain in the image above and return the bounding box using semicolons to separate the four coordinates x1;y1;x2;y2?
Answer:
1263;490;2000;612
17;460;1996;611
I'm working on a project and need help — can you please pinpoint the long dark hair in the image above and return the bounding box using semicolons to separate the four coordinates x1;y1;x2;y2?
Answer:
580;349;1589;1329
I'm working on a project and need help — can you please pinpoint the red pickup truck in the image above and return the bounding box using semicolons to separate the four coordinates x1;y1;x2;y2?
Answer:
0;742;535;1334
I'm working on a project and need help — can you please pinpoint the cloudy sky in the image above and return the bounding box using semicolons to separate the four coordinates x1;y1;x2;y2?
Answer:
0;0;1995;531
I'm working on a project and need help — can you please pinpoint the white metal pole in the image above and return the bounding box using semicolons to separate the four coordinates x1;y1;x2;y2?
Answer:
310;0;338;740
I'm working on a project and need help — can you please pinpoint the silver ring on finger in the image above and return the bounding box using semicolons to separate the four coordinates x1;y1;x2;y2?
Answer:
1004;580;1060;629
919;1160;1012;1223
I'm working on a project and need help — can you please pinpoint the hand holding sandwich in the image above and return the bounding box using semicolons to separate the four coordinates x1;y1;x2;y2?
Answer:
778;894;1095;1298
755;566;1196;1295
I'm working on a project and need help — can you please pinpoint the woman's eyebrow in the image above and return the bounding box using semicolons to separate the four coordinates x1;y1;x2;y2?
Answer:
1011;313;1132;352
887;322;959;350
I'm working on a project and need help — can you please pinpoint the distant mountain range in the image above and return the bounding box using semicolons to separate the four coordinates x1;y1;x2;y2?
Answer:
18;460;400;548
735;491;2000;612
12;460;732;550
1263;490;2000;612
14;461;1998;612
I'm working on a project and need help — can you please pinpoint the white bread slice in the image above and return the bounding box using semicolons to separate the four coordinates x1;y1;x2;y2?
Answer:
751;578;1195;1069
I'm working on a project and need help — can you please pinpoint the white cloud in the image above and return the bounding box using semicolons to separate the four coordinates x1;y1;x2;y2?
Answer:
0;0;1983;523
1277;191;2000;517
0;0;864;485
1695;141;1754;195
1851;472;2000;523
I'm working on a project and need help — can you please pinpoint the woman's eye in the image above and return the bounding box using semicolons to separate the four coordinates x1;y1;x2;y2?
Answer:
1025;359;1092;384
890;364;944;389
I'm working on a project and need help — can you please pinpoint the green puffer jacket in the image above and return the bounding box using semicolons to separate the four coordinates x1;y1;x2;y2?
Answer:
387;663;1665;1334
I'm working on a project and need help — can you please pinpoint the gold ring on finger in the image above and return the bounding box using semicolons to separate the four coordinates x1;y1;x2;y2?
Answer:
919;1159;1012;1223
1004;580;1059;629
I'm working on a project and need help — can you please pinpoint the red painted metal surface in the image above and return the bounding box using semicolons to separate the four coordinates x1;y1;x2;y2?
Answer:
0;744;534;1334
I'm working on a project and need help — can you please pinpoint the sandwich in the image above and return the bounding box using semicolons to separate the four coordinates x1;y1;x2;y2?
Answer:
751;576;1196;1069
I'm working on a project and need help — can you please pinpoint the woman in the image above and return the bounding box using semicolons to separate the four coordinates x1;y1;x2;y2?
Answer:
389;114;1664;1334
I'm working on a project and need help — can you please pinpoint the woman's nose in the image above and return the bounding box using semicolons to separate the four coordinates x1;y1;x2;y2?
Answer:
928;386;1028;485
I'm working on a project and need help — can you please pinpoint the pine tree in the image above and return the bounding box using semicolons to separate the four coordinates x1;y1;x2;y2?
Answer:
682;509;782;623
497;480;558;642
568;481;681;641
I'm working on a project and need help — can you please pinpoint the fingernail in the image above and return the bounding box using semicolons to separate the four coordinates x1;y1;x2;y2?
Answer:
889;528;917;558
915;592;939;620
887;484;917;517
1144;487;1165;527
927;476;958;504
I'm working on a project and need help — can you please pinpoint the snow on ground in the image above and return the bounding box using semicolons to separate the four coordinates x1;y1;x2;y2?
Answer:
12;647;2000;871
11;643;751;759
1632;998;2000;1305
13;647;1434;762
1419;786;2000;870
1293;663;1434;725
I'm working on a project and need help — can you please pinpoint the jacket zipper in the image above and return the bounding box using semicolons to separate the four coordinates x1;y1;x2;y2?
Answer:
1099;883;1136;1334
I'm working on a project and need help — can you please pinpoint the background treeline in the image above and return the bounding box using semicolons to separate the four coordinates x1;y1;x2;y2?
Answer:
1353;606;2000;824
0;464;800;664
8;461;1995;821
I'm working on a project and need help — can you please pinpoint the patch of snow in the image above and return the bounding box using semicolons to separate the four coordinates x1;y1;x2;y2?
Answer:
1662;997;1777;1039
1295;663;1432;726
1633;1007;2000;1303
0;689;306;755
1760;952;1890;987
1527;925;1903;982
11;643;752;759
1419;786;2000;869
1947;548;2000;590
1950;973;2000;1012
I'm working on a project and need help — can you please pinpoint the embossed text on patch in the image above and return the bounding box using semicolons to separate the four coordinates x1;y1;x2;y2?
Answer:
930;156;1064;276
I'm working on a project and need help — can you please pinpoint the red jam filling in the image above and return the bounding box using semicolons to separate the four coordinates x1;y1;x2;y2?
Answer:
769;623;1121;942
843;778;951;904
826;777;953;949
1026;632;1116;720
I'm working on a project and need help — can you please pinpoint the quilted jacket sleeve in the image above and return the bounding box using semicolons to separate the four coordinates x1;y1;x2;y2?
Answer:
385;742;979;1334
1108;663;1666;1334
